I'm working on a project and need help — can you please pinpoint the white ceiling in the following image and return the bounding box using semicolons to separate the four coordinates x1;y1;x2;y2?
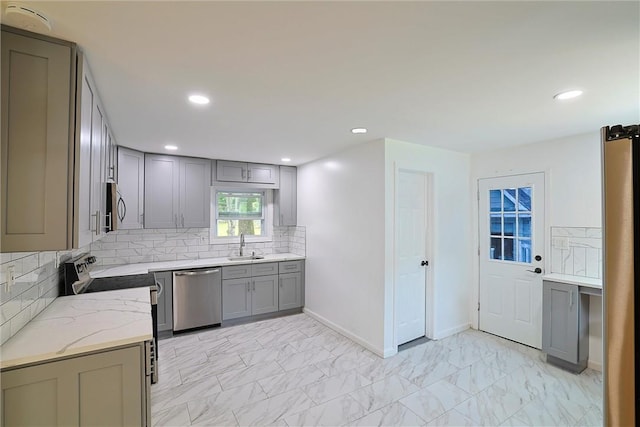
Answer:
3;1;639;165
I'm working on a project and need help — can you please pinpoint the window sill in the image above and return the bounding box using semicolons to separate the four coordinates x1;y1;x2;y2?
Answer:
211;236;273;244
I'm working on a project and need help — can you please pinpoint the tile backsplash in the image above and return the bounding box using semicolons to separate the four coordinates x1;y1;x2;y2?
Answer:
0;244;89;345
550;226;602;278
89;225;306;267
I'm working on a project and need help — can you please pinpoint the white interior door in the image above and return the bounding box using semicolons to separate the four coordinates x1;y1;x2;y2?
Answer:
479;173;545;348
396;170;429;345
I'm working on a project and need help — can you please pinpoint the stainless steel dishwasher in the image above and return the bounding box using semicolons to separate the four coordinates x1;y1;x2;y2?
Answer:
173;268;222;332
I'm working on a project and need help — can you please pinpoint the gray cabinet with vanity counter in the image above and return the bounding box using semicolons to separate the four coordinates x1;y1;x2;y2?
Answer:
541;274;602;373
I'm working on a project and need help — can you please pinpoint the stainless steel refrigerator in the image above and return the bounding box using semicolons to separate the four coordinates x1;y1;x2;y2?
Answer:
603;123;640;426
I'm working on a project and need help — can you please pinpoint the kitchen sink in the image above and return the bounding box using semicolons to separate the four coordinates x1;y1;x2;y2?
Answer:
227;255;265;261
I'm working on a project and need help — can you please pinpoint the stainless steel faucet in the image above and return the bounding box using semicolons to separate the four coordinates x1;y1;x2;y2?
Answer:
239;233;245;256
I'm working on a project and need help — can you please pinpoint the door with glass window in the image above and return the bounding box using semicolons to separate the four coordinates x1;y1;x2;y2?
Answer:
479;173;545;348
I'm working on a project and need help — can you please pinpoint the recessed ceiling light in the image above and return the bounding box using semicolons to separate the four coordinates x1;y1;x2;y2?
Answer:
351;128;367;134
281;158;291;162
553;90;583;100
164;145;178;151
188;94;210;105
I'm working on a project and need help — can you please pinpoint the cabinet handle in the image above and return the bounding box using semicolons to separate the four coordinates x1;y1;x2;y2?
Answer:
106;212;113;232
174;214;178;228
247;169;252;180
569;289;574;309
279;278;282;288
95;210;101;235
181;214;184;228
253;281;255;291
246;283;250;293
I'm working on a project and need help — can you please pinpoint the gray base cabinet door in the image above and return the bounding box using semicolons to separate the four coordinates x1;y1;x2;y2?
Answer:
1;345;144;427
155;271;173;332
252;275;279;315
279;272;303;310
542;281;580;363
223;278;252;320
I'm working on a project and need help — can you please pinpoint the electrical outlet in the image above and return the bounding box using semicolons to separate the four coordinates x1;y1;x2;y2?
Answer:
6;265;15;291
552;237;569;250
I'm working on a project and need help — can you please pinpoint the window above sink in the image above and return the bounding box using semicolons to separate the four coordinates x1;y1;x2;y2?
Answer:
210;188;273;243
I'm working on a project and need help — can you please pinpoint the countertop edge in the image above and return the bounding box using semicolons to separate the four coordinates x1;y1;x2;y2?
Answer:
0;334;152;370
92;253;306;278
542;273;602;289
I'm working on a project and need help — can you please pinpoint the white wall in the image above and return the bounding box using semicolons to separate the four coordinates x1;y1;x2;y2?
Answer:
384;139;472;355
297;140;387;355
470;131;602;369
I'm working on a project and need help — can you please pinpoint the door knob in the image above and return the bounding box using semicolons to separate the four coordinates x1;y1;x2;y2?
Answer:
421;260;429;267
526;267;542;274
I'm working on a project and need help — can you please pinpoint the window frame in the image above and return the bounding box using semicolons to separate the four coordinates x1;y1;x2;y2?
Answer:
210;188;273;243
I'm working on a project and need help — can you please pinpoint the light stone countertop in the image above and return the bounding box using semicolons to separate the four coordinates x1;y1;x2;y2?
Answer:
0;288;152;370
90;252;306;278
542;273;602;289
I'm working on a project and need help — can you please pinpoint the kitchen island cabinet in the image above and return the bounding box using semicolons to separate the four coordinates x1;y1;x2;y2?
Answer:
2;344;147;427
0;288;153;426
144;154;211;228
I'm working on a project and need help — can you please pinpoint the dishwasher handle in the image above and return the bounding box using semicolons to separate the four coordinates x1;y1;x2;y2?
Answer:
174;269;220;277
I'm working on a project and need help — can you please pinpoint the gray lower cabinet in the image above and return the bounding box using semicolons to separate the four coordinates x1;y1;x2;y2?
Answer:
222;278;252;320
1;344;147;426
279;272;303;310
542;280;589;372
155;271;173;332
252;275;279;315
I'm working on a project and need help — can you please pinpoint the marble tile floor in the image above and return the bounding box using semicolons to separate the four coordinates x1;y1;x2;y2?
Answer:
151;314;602;426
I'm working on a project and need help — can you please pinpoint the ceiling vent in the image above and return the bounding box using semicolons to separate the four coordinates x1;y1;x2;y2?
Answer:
4;3;52;32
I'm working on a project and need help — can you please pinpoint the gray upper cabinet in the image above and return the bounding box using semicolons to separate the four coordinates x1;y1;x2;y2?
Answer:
1;28;74;251
117;147;145;229
75;54;113;247
542;280;589;372
216;160;278;184
144;154;180;228
275;166;297;226
144;154;211;228
180;157;212;227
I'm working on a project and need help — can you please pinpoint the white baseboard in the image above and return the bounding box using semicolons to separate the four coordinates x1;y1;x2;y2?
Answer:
432;323;471;340
303;308;384;358
587;359;602;372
